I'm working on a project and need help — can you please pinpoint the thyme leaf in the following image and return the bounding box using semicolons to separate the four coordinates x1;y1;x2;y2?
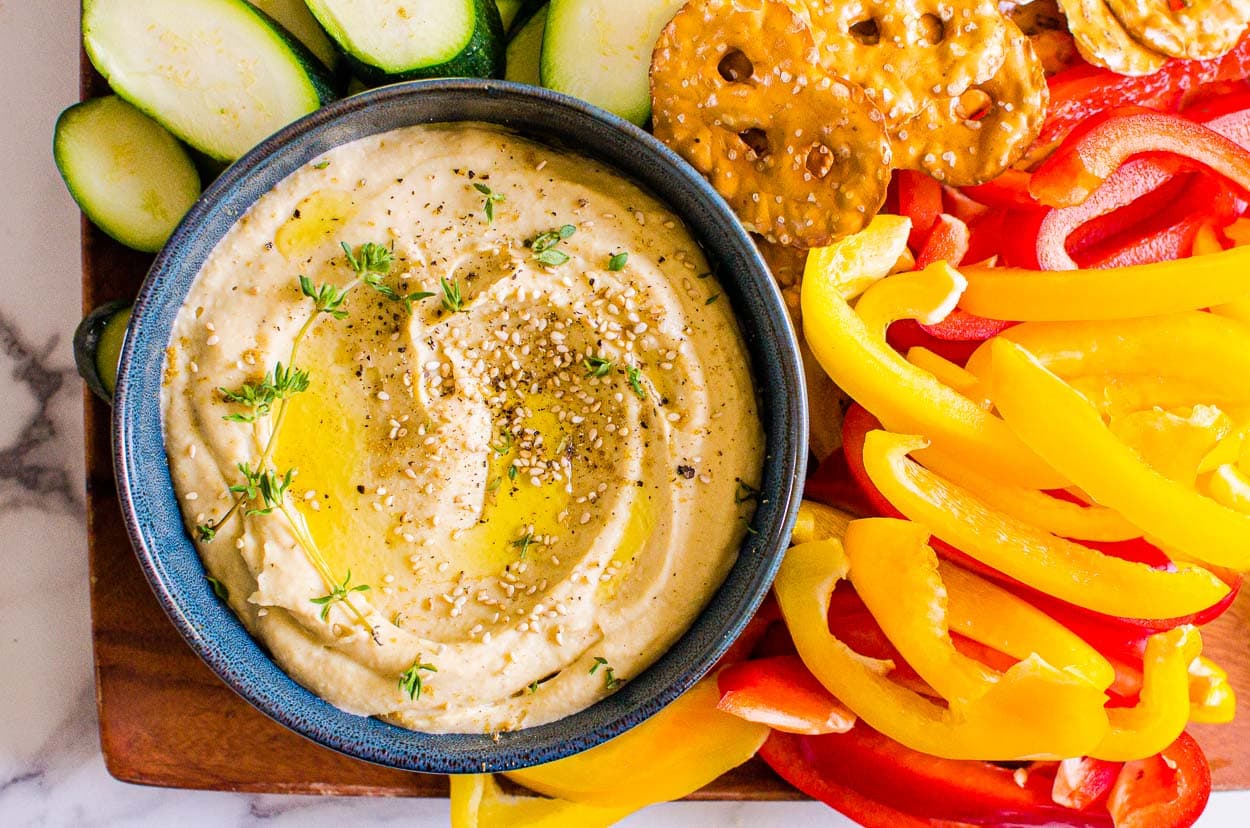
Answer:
399;659;438;701
310;568;371;622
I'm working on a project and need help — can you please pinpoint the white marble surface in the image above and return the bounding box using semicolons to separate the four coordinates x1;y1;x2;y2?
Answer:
2;2;1249;826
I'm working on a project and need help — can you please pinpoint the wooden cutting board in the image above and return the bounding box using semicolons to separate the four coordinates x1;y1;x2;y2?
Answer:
79;58;1250;799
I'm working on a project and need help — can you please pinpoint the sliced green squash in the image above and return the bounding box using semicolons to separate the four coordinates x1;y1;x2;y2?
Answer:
54;96;201;253
505;7;546;86
83;0;336;161
540;0;685;125
305;0;504;82
249;0;342;71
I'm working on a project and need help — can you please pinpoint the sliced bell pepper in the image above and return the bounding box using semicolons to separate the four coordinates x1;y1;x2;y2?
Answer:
802;220;1063;489
938;561;1115;692
989;338;1250;570
504;678;767;809
791;499;854;545
802;452;872;519
1030;108;1250;209
905;347;989;401
1109;406;1232;487
915;213;970;269
1053;757;1121;813
859;429;1229;619
776;534;1111;760
716;656;856;735
1188;656;1236;724
918;444;1140;542
959;243;1250;320
896;169;942;250
450;774;630;828
965;314;1250;411
758;731;947;828
1107;733;1211;828
1093;627;1200;761
962;168;1038;210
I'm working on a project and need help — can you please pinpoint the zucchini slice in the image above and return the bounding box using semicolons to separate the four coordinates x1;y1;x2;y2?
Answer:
249;0;342;71
505;7;547;86
496;0;524;31
83;0;336;162
54;96;201;253
540;0;685;126
305;0;504;82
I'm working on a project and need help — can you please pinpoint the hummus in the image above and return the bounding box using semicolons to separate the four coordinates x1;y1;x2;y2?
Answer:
163;123;764;733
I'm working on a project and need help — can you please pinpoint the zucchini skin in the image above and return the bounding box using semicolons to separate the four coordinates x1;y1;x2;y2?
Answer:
242;2;343;102
344;0;506;84
505;0;547;39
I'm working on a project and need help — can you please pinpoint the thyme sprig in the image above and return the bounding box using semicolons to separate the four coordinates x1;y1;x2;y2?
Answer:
399;659;438;701
531;224;576;267
473;182;505;224
511;531;534;559
196;242;392;640
626;365;647;400
440;277;464;313
583;355;613;378
310;569;371;620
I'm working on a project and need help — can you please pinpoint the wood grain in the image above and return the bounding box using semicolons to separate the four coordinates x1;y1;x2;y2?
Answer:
79;53;1250;800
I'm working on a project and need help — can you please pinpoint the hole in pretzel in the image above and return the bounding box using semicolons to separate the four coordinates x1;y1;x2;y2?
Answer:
738;128;771;159
955;89;993;122
918;14;945;46
848;18;880;46
717;49;755;83
805;144;835;179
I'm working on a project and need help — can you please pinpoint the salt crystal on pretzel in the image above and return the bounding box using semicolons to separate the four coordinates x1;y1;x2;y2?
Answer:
800;0;1011;128
1103;0;1250;61
894;19;1048;185
1056;0;1168;75
652;0;892;247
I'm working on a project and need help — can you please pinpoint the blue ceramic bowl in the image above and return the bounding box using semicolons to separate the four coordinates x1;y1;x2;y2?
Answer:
112;79;807;773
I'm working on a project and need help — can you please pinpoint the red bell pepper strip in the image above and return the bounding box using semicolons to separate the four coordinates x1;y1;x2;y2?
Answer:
804;448;872;518
758;731;951;828
898;169;943;250
786;726;1112;826
963;169;1039;211
1037;33;1250;152
1030;108;1250;209
1053;757;1123;812
1107;733;1211;828
716;656;856;735
915;213;971;270
713;596;780;671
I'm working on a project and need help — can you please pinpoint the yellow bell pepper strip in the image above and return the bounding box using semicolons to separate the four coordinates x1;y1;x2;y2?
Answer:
844;518;999;703
1198;425;1250;475
802;222;1064;490
990;338;1250;570
860;429;1229;618
939;561;1115;692
1109;407;1232;487
918;445;1140;542
1092;627;1200;761
965;313;1250;397
1188;655;1236;724
450;774;631;828
504;677;767;809
776;533;1110;760
804;213;913;302
792;500;853;545
957;246;1250;321
904;346;989;404
1193;223;1227;256
1068;374;1250;424
1206;463;1250;513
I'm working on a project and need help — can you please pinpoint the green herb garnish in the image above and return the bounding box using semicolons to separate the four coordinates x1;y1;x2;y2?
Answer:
705;294;720;305
340;241;392;276
608;252;628;271
310;569;371;621
626;366;647;400
312;160;331;170
399;659;438;701
589;656;608;675
440;277;464;313
734;479;761;504
206;576;228;601
219;361;310;423
473;182;505;224
583;355;613;378
531;224;576;267
511;531;534;559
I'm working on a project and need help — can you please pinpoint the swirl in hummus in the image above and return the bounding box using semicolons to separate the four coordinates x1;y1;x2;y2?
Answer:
163;123;764;733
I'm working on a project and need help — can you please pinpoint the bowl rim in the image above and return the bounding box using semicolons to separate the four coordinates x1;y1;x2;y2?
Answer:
112;78;808;773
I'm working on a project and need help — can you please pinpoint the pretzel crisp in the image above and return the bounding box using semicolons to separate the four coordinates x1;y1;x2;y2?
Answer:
652;0;892;247
892;19;1047;185
802;0;1011;127
1056;0;1167;75
1103;0;1250;61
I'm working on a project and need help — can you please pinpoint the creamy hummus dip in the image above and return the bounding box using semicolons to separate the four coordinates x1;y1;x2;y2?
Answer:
163;123;764;733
